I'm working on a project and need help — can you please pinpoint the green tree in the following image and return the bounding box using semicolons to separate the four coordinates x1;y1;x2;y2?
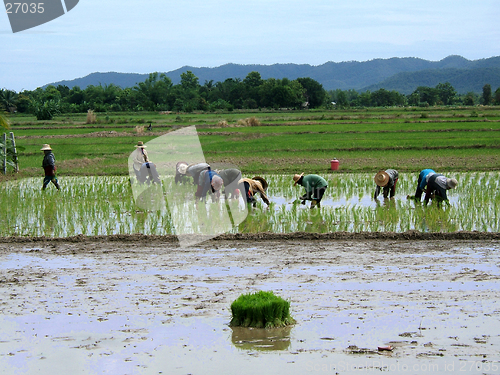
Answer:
494;87;500;105
134;72;172;110
296;77;326;108
482;84;492;105
330;89;349;108
0;89;18;113
30;99;60;120
435;82;456;105
412;86;439;106
463;92;475;106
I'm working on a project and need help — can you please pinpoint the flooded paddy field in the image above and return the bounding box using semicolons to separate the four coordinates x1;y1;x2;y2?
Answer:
0;237;499;374
1;172;499;237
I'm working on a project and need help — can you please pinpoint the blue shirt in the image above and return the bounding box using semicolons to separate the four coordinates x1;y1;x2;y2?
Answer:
419;169;435;190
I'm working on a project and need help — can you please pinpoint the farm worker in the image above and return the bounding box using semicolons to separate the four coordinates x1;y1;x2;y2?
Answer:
373;169;399;199
186;162;210;185
41;144;60;190
175;161;189;184
218;168;243;199
407;169;436;201
424;174;458;206
293;173;328;208
132;141;149;171
196;168;224;202
137;159;161;185
238;176;270;207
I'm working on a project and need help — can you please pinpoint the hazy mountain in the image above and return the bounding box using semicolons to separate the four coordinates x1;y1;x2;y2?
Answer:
44;55;500;94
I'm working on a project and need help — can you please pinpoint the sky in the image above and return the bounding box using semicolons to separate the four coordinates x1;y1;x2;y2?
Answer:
1;0;499;92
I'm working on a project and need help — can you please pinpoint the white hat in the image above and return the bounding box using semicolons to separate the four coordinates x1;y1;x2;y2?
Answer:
41;144;52;151
135;141;147;148
374;171;390;187
178;164;188;175
211;175;223;191
446;178;458;189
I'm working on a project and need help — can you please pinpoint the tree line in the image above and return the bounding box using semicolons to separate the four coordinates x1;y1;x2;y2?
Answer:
1;71;500;120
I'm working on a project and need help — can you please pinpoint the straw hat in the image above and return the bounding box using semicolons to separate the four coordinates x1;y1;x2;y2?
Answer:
211;175;223;191
135;141;147;148
446;178;458;189
293;173;304;186
374;170;390;187
40;144;52;151
252;176;268;191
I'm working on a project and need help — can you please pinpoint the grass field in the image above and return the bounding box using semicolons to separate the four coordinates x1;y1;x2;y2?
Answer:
2;106;499;179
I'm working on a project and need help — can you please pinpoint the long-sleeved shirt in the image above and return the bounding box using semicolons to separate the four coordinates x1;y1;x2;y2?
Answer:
42;152;56;175
218;169;241;186
132;148;149;170
375;169;399;198
197;169;222;198
425;173;449;203
239;178;270;205
418;169;436;190
298;174;328;196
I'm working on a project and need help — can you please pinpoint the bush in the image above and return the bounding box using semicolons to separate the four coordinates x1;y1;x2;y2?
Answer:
230;291;296;328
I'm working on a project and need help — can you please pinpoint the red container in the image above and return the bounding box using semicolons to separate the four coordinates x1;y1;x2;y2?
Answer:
330;159;339;170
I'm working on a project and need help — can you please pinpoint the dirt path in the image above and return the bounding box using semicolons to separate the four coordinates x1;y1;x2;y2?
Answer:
0;237;499;374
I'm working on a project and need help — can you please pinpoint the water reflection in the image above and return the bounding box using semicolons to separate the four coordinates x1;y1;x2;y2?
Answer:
0;172;498;236
230;326;292;351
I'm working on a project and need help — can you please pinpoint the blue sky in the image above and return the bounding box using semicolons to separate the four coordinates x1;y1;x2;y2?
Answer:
1;0;499;92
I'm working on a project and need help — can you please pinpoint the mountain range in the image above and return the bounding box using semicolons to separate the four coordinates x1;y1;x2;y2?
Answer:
45;55;500;94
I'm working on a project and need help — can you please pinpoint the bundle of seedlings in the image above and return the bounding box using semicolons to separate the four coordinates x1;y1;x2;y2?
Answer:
230;291;295;328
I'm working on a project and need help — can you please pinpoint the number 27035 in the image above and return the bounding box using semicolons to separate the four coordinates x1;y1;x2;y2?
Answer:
5;3;45;14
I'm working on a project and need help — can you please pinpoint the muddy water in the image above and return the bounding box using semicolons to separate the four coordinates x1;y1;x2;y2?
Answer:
0;239;499;374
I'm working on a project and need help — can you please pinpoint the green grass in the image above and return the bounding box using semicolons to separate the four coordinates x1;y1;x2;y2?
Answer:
230;291;296;328
2;106;499;179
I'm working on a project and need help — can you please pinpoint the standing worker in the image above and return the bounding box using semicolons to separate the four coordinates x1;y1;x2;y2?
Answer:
132;141;149;171
373;169;399;199
41;144;60;190
424;174;458;206
293;173;328;208
407;169;436;201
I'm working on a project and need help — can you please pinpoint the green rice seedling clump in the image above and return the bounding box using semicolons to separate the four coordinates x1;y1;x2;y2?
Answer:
230;291;296;328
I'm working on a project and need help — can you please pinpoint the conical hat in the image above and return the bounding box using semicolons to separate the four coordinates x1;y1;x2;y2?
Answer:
292;173;304;186
252;176;268;190
374;171;390;187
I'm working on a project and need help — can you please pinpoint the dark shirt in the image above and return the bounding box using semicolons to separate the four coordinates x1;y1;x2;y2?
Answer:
42;152;56;175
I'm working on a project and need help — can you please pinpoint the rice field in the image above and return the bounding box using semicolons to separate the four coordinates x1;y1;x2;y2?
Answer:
0;172;498;238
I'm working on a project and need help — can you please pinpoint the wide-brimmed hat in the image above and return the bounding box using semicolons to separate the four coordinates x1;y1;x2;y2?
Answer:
374;171;390;187
446;178;458;189
252;176;268;191
211;175;223;191
293;173;304;186
40;144;52;151
135;141;147;148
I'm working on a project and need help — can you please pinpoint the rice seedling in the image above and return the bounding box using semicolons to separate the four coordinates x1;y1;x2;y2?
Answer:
230;291;296;329
0;172;498;237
